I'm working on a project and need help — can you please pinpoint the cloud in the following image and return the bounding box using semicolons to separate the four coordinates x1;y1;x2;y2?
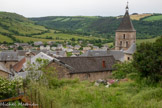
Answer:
0;0;162;17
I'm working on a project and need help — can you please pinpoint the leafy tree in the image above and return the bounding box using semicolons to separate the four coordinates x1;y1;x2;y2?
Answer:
18;46;23;50
133;37;162;82
112;62;138;79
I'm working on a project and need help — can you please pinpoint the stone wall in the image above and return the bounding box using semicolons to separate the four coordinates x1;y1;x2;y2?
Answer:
69;71;112;81
0;70;9;79
124;53;133;61
115;31;136;50
47;61;112;81
0;62;17;70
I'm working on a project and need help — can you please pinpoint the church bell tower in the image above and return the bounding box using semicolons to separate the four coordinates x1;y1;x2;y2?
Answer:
115;2;136;50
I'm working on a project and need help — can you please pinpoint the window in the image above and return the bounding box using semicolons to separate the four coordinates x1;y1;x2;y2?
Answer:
123;34;126;39
102;61;106;68
120;41;122;46
126;41;128;48
128;57;130;60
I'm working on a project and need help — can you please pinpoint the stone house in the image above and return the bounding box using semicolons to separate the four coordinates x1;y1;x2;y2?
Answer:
34;41;43;46
47;56;115;81
0;51;19;70
48;51;67;57
0;63;12;79
124;43;136;61
93;46;99;50
40;45;50;50
83;47;91;52
72;50;80;56
74;45;81;50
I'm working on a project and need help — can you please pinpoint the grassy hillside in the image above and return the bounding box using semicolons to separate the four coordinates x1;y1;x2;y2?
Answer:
30;14;162;39
143;14;162;21
130;14;152;20
0;12;104;43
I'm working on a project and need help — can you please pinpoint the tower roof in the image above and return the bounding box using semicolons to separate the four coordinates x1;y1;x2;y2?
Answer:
116;4;136;32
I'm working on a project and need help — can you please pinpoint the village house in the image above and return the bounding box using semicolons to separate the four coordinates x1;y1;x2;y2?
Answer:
80;50;124;62
57;44;64;50
47;41;55;45
47;56;115;81
64;48;73;52
72;50;80;56
66;45;73;49
23;52;53;69
0;51;20;70
74;45;81;50
47;51;67;57
83;47;91;52
14;43;29;47
0;44;8;50
40;45;50;50
124;43;136;61
34;41;43;46
0;63;12;79
93;46;99;50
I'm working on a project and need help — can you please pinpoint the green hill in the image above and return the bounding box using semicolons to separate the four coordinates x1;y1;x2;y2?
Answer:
0;12;48;43
0;12;104;44
30;14;162;39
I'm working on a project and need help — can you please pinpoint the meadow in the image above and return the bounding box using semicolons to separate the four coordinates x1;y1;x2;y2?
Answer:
0;34;13;43
143;15;162;21
27;79;162;108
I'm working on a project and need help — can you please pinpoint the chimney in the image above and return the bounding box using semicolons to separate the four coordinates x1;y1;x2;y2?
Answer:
102;61;106;68
107;47;110;55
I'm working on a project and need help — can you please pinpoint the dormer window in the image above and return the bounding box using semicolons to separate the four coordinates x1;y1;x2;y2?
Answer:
123;34;126;39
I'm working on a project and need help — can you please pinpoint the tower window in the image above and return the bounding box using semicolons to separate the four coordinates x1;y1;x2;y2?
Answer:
126;41;128;48
120;41;122;46
123;34;126;39
128;57;130;60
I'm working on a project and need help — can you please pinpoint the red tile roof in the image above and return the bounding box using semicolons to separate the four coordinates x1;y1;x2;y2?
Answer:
13;57;26;72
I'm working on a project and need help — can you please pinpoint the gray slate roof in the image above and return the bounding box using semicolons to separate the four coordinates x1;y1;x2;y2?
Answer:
116;10;136;32
0;52;18;62
47;51;66;57
80;50;124;62
124;43;136;54
57;56;115;73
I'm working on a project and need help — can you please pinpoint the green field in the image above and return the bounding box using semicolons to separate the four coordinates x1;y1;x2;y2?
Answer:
136;36;160;44
14;35;62;42
0;34;13;43
143;15;162;21
32;30;103;40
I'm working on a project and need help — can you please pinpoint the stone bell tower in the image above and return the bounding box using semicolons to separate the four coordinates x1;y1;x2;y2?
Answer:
115;2;136;50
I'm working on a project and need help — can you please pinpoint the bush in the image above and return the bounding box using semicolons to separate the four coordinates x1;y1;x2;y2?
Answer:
112;62;138;79
0;77;23;99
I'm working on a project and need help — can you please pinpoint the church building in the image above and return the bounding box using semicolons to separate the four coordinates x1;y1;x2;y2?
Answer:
115;3;136;51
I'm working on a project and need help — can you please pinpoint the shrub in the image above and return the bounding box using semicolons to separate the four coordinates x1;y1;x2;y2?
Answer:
112;62;138;79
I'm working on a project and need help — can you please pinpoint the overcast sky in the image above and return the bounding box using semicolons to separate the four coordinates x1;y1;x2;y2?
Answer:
0;0;162;17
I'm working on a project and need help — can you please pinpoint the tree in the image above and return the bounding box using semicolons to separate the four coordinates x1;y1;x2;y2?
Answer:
18;46;23;50
133;37;162;82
